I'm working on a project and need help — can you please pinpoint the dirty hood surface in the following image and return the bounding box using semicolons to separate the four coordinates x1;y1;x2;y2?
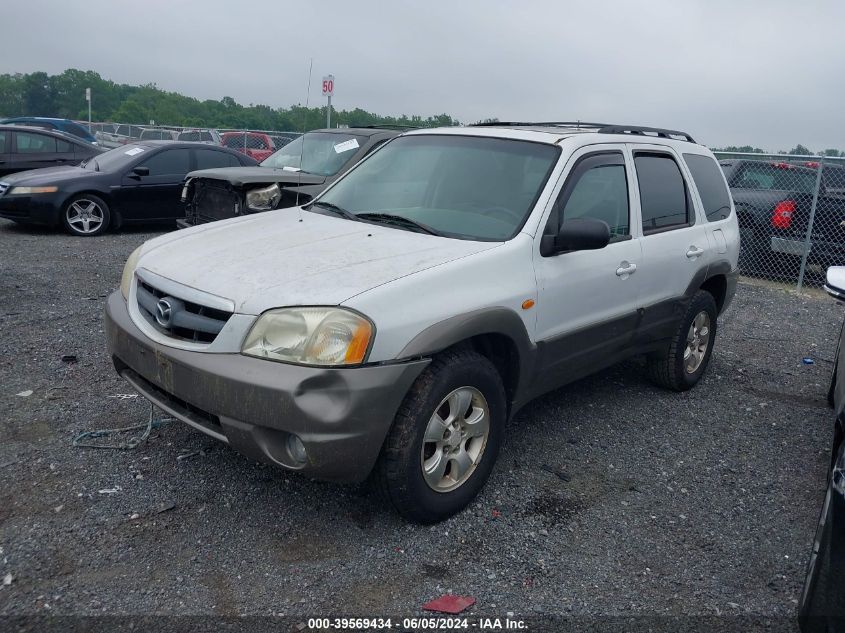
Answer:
137;209;500;314
187;166;326;187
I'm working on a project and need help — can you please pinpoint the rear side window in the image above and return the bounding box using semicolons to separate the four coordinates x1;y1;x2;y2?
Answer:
16;131;57;153
195;149;240;169
683;153;732;221
56;138;72;152
0;131;6;153
139;148;191;176
634;153;690;233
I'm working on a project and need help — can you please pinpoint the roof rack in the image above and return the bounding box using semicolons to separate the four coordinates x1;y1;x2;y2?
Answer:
469;121;697;143
357;124;417;130
596;125;696;143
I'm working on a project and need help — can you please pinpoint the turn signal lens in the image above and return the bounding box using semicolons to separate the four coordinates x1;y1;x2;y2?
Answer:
9;186;58;194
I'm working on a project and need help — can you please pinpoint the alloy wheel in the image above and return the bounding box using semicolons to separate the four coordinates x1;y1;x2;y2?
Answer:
420;386;490;492
684;311;711;374
66;199;105;234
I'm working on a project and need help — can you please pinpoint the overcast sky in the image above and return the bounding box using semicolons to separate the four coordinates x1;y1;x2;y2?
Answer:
2;0;844;151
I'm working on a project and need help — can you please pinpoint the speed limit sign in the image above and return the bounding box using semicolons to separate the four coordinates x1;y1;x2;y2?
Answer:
322;75;335;97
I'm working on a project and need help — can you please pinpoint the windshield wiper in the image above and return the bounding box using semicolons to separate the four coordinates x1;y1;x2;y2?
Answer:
356;212;441;236
311;201;360;221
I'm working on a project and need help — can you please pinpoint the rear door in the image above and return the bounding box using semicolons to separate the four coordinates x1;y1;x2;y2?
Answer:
118;147;192;220
628;145;712;345
0;130;11;176
53;136;79;166
10;130;65;171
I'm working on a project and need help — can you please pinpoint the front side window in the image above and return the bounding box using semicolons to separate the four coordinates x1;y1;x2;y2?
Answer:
553;152;630;240
195;149;240;169
138;148;190;176
261;133;368;177
683;153;732;222
16;131;57;153
311;135;560;241
634;153;690;233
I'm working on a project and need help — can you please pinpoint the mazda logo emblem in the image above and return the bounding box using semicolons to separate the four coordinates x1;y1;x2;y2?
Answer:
155;298;173;327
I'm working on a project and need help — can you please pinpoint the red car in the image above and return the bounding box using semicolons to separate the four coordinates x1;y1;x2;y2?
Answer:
220;132;275;162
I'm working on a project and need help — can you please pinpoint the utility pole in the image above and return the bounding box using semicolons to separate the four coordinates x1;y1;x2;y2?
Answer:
85;88;91;131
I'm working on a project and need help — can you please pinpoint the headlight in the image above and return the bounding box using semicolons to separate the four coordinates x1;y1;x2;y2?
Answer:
242;307;374;366
9;186;58;194
245;183;281;211
120;245;143;300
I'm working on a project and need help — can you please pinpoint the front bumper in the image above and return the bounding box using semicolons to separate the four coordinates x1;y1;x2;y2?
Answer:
105;291;429;482
0;193;62;225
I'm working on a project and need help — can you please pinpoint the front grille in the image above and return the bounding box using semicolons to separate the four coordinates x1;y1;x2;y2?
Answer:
136;280;232;344
191;179;242;225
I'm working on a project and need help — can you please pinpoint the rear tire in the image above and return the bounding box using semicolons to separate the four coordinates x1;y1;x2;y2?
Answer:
61;194;111;236
377;349;506;523
647;290;718;391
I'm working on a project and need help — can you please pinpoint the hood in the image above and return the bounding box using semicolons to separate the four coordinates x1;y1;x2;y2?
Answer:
0;165;90;185
137;209;500;314
187;166;327;187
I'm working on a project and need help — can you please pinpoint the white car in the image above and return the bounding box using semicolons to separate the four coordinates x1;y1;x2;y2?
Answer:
105;122;740;522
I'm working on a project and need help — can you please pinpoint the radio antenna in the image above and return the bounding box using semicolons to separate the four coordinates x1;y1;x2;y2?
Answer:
295;57;313;220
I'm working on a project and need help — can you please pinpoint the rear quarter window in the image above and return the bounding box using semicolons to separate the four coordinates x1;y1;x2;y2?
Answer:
683;153;732;222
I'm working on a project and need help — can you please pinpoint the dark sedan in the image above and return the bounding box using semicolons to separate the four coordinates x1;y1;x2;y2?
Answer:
0;141;257;236
799;265;845;631
0;124;101;177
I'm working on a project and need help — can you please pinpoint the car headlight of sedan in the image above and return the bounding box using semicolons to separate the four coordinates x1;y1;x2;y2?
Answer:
245;183;282;211
242;307;374;366
120;245;143;299
9;186;58;194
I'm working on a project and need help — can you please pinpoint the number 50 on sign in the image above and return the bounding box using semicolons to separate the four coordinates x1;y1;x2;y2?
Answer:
322;75;334;97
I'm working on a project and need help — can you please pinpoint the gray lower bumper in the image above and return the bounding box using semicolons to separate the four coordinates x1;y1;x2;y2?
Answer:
104;291;429;482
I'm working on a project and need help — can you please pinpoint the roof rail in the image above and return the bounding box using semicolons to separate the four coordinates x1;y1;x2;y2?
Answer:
470;121;612;128
597;125;696;143
357;124;417;130
469;120;697;143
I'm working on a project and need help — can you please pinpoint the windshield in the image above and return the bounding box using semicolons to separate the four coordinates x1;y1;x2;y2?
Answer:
261;132;366;176
311;135;560;241
83;144;152;171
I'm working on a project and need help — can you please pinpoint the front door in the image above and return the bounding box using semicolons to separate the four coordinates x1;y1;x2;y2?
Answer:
532;145;643;394
118;148;192;220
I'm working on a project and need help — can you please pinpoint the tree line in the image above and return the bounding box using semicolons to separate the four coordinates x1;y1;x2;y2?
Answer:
0;69;458;131
1;69;842;156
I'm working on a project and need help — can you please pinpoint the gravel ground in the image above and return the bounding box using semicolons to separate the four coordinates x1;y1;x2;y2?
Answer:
0;219;840;628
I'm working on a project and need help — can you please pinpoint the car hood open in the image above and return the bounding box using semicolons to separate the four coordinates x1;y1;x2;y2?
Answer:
137;209;500;314
186;167;327;187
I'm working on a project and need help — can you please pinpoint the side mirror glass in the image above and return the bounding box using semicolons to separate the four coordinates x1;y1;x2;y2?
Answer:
132;166;150;177
825;266;845;301
541;218;611;256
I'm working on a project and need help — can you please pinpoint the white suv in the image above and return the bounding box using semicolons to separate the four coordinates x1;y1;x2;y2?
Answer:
106;122;739;522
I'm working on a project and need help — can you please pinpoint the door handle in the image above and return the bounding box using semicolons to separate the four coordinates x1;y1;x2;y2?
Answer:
686;246;704;259
616;261;637;277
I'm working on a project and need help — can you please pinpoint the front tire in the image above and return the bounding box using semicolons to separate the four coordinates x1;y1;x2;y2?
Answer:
377;349;506;523
647;290;718;391
61;194;111;236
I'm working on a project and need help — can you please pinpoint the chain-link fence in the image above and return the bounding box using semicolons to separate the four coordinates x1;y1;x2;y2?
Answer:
90;122;302;157
714;151;845;288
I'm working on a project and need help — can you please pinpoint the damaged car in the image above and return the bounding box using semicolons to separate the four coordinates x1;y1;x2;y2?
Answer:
177;126;407;227
107;122;739;522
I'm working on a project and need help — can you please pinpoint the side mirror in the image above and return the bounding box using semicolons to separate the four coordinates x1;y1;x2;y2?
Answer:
131;166;150;177
825;266;845;301
540;218;611;257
